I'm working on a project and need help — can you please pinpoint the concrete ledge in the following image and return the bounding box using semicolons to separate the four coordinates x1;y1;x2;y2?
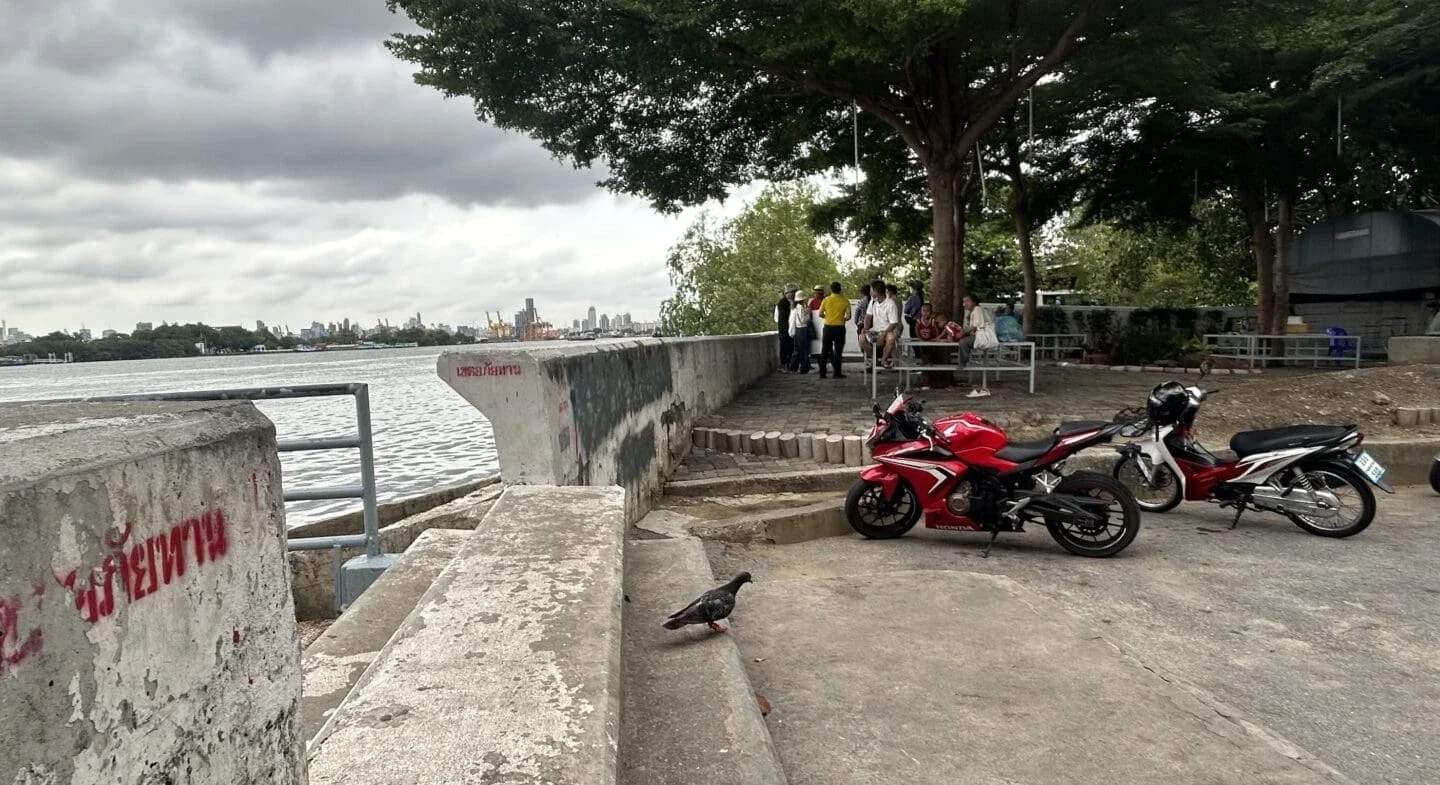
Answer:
287;475;500;539
301;528;472;745
666;467;858;497
690;500;852;545
440;335;775;522
619;539;786;785
288;483;503;619
1386;338;1440;365
308;485;627;785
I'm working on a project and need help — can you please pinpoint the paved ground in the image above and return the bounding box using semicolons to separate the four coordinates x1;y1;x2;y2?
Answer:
695;365;1276;437
705;485;1440;785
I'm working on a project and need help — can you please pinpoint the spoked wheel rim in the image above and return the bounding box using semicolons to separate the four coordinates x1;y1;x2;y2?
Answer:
1052;486;1131;551
1292;469;1365;531
853;483;917;529
1115;459;1178;510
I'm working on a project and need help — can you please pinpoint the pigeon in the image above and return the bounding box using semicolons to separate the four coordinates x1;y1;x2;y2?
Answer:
663;572;752;633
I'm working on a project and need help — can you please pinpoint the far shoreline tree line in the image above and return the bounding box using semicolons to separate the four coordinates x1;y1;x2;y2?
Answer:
1;324;473;364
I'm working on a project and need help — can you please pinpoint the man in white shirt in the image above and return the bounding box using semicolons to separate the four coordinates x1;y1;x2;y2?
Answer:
858;278;902;370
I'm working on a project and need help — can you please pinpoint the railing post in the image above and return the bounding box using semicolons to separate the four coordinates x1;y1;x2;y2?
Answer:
354;385;382;559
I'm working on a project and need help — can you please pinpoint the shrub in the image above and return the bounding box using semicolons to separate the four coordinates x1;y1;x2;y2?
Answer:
1110;327;1188;365
1033;306;1071;335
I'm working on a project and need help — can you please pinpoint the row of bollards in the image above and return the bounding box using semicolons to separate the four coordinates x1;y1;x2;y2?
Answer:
1393;407;1440;427
691;427;868;466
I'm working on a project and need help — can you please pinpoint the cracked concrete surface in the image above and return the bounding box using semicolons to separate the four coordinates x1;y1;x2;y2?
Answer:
707;485;1440;785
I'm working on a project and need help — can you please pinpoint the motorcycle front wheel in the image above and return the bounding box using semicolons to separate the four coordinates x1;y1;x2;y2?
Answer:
1430;457;1440;495
1112;454;1183;513
1043;471;1142;557
845;479;921;539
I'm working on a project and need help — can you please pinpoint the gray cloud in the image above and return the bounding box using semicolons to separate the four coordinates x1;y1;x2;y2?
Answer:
0;0;685;337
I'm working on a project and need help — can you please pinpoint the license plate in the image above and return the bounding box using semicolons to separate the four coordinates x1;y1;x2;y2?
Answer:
1353;451;1386;483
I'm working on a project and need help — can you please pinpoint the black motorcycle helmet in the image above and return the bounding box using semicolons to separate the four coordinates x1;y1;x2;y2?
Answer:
1146;381;1190;426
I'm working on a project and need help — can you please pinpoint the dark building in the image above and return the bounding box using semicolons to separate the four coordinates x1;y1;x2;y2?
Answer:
1289;210;1440;351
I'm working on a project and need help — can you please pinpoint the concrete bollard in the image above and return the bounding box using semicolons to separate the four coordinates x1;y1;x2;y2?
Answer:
843;435;863;466
780;433;799;458
750;431;768;456
1396;408;1421;427
1431;408;1440;425
798;433;814;459
739;432;753;453
812;434;831;462
725;429;745;453
765;431;782;457
692;428;707;448
704;428;718;450
825;435;845;464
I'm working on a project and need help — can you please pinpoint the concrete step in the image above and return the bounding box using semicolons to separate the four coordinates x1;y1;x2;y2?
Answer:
300;527;471;745
619;539;787;785
307;485;627;784
728;570;1348;785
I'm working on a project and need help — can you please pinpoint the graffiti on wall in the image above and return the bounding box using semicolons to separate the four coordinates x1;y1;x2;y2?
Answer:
456;362;523;377
0;508;231;672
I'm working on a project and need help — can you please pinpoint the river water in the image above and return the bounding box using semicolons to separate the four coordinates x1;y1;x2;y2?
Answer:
0;347;498;526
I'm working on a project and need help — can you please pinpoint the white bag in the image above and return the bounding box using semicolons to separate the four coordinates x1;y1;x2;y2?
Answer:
974;323;999;352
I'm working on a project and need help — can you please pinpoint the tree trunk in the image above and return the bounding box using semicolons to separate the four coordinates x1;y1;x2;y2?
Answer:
1002;125;1037;335
1240;191;1275;357
928;165;964;318
1272;195;1294;335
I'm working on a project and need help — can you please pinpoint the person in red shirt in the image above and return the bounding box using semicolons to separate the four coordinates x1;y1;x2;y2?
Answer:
808;285;825;311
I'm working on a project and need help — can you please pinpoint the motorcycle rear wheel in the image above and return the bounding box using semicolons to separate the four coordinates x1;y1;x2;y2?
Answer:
1112;454;1183;513
845;479;921;539
1043;471;1142;557
1285;461;1375;538
1430;458;1440;495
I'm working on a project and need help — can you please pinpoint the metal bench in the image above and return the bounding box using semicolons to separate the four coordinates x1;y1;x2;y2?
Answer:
1027;333;1087;360
868;339;1036;397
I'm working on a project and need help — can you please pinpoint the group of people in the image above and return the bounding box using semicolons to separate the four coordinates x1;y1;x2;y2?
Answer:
775;278;1023;391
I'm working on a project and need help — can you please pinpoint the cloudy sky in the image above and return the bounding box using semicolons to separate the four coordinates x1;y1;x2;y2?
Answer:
0;0;746;336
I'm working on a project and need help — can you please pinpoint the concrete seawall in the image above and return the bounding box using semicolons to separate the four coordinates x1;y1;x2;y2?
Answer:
439;335;775;520
0;401;305;784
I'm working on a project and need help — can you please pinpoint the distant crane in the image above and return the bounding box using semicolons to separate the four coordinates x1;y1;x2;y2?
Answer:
486;312;514;339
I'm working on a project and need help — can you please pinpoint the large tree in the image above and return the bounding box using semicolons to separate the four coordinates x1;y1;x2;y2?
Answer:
385;0;1190;316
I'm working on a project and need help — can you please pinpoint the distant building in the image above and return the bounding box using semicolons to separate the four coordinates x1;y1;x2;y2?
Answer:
102;329;118;339
256;320;267;334
457;325;478;339
572;319;581;330
77;328;92;342
135;322;154;333
586;306;597;331
600;314;611;331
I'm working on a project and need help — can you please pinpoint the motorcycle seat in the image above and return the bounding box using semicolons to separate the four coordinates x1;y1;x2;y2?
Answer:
1056;420;1111;437
1229;425;1356;457
995;436;1058;463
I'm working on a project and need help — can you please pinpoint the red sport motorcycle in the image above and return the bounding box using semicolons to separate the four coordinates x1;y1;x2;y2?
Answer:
845;392;1143;557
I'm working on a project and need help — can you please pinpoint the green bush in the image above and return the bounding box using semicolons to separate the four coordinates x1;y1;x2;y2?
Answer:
1128;307;1201;333
1085;309;1118;352
1033;306;1071;335
1110;327;1188;365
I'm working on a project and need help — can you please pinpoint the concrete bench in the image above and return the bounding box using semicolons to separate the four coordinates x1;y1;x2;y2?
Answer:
307;484;627;785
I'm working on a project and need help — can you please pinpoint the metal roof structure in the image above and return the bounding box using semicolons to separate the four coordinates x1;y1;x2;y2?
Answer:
1290;210;1440;299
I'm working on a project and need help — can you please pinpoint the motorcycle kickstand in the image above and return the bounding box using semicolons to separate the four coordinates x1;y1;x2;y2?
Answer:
980;531;1000;559
1229;501;1246;530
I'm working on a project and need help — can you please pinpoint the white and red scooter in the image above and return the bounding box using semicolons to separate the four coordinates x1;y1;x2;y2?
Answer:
1112;367;1393;538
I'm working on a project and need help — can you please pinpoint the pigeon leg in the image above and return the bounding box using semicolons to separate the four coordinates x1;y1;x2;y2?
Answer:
708;621;728;634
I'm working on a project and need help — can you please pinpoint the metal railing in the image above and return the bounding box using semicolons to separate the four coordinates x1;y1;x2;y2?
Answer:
37;383;383;558
1204;333;1364;370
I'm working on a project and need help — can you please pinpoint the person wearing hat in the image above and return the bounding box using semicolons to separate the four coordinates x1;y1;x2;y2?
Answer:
787;289;815;373
775;283;798;369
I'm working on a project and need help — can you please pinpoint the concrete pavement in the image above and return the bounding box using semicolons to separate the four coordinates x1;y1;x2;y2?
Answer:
705;485;1440;785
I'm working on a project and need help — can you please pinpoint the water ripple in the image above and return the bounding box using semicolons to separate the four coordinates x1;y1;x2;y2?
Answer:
0;347;498;526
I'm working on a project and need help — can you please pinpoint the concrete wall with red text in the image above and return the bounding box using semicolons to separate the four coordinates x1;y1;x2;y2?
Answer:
438;334;776;520
0;401;305;785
